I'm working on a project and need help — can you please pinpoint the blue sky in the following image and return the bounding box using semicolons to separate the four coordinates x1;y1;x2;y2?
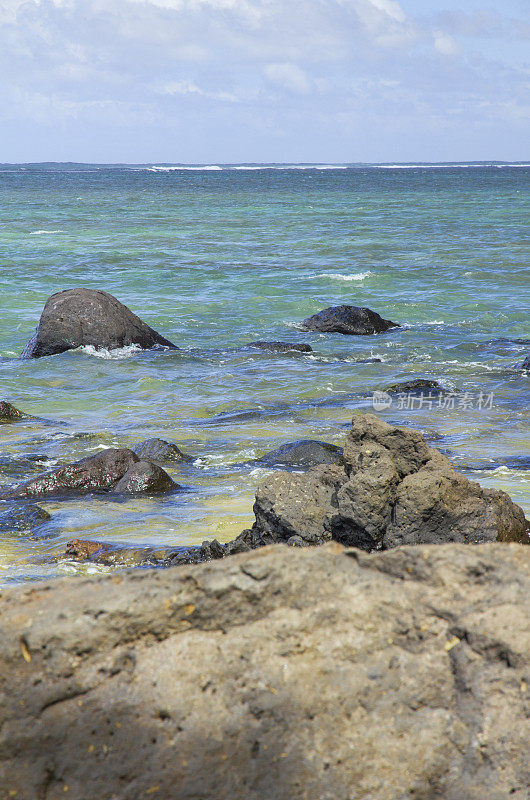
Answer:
1;0;528;163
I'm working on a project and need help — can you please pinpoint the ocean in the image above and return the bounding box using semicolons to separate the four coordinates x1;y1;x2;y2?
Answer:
0;162;528;585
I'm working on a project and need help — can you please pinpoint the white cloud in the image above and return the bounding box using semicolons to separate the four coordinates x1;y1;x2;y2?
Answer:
264;63;310;94
433;31;460;56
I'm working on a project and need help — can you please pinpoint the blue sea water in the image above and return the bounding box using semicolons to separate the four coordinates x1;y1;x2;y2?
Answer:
0;162;528;585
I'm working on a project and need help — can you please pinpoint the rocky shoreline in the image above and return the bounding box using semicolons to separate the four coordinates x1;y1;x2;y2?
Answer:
1;288;529;798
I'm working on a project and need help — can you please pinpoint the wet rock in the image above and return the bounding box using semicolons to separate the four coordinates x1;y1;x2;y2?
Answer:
133;438;191;464
0;402;27;423
1;542;528;800
254;440;343;470
22;288;178;358
301;305;399;335
0;503;51;533
0;448;139;499
244;341;312;353
248;413;529;550
65;539;187;567
385;378;443;393
520;354;530;370
355;357;382;363
113;460;179;494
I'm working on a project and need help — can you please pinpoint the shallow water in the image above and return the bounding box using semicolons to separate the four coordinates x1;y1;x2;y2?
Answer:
0;163;528;585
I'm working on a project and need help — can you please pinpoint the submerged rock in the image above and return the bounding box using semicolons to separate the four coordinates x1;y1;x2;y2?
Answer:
244;341;313;353
133;438;191;463
0;503;51;533
385;378;444;393
64;539;187;567
1;542;528;800
254;440;343;470
0;402;27;423
0;448;177;499
22;288;178;358
302;305;399;335
355;357;382;363
246;413;529;551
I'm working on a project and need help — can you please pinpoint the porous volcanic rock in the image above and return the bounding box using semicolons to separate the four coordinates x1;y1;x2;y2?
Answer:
301;305;399;335
254;440;343;470
133;438;191;464
247;413;529;550
0;448;176;499
22;288;177;358
0;542;528;800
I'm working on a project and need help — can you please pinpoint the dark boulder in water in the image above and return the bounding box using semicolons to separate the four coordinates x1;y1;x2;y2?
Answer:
520;355;530;370
22;288;178;358
0;402;27;423
0;448;176;499
244;341;313;353
114;461;180;494
255;440;343;470
355;357;382;363
133;438;191;464
385;378;443;393
301;305;399;335
0;503;51;533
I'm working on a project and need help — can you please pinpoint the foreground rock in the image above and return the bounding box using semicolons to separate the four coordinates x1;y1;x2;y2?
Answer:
246;413;528;551
243;341;312;353
0;402;27;423
302;305;399;335
133;438;191;464
0;448;179;499
22;288;177;358
1;542;528;800
254;440;343;470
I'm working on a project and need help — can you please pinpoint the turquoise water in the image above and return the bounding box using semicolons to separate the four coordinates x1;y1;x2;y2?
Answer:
0;163;528;585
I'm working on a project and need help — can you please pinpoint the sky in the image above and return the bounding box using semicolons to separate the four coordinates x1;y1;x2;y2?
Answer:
0;0;528;163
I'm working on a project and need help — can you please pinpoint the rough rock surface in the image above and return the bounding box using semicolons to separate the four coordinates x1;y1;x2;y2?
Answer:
385;378;443;393
0;542;528;800
248;413;529;550
254;439;344;470
301;305;399;335
0;448;175;499
244;341;312;353
133;438;191;463
0;402;27;423
22;288;177;358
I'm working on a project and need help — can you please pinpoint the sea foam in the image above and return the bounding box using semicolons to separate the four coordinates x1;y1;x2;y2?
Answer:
311;271;373;281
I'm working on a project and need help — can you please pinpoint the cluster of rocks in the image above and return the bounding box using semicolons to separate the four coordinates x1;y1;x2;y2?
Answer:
20;288;401;360
59;413;528;569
